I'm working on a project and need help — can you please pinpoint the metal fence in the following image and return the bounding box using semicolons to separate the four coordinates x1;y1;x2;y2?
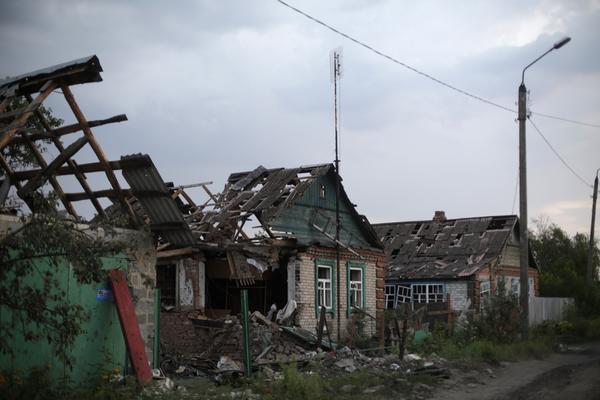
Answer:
528;297;573;325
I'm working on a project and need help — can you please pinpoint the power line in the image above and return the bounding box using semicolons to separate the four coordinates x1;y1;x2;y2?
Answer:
530;111;600;129
528;117;593;188
276;0;600;129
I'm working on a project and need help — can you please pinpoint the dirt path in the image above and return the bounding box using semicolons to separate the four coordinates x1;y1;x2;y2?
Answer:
431;343;600;400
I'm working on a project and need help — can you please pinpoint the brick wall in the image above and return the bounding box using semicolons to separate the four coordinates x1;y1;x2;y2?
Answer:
125;232;157;362
446;281;469;311
293;245;385;340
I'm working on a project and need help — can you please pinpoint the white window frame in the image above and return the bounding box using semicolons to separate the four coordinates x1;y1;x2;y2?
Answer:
396;285;412;304
317;265;333;310
349;267;364;309
384;285;396;309
411;283;445;304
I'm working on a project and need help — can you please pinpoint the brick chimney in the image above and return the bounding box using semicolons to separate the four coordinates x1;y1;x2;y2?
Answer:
433;210;447;222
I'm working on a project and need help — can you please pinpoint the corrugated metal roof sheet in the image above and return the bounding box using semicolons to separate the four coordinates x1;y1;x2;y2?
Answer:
0;55;102;99
121;154;195;247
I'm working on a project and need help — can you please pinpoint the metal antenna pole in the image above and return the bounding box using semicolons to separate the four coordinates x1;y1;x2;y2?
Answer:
333;49;342;343
588;171;599;283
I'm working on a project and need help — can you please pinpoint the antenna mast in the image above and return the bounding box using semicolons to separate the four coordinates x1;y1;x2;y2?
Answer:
331;47;343;342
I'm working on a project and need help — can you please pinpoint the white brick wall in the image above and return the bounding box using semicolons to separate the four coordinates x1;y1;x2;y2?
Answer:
446;281;469;311
293;251;378;339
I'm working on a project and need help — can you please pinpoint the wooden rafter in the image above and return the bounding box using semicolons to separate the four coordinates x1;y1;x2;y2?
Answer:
25;93;106;216
61;85;137;222
0;80;56;150
17;136;88;199
10;114;127;144
18;129;78;216
12;160;124;180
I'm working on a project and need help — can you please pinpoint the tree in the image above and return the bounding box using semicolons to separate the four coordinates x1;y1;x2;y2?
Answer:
530;216;600;316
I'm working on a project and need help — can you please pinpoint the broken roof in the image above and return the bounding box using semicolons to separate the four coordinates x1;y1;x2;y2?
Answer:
221;163;381;249
0;55;137;224
373;215;519;280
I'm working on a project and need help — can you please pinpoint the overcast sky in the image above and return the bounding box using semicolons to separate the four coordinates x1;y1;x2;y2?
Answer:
1;0;599;235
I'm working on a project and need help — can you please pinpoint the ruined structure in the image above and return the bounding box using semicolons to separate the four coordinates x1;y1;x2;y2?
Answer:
141;164;386;343
374;212;539;312
0;56;158;382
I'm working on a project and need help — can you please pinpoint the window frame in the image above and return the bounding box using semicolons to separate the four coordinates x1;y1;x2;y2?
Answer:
314;259;336;316
384;285;396;309
411;283;445;304
347;261;366;315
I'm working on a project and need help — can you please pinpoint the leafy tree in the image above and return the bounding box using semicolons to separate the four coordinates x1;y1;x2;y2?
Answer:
530;216;600;316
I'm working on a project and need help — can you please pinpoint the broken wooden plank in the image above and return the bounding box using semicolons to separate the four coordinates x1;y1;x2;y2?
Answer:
108;269;153;384
17;136;88;199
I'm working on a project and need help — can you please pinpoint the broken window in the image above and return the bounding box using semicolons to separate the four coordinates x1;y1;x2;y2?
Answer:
349;267;364;309
157;263;177;308
411;283;445;303
396;285;412;304
480;280;491;308
317;264;333;310
384;285;396;309
319;184;326;199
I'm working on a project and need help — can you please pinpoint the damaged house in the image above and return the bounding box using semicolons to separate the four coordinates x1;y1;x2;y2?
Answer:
373;212;539;313
0;56;158;384
136;164;387;345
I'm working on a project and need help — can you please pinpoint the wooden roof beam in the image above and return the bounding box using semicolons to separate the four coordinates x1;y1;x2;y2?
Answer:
18;129;78;217
17;136;88;199
0;80;56;150
10;114;127;144
61;85;137;223
25;93;107;217
12;160;124;180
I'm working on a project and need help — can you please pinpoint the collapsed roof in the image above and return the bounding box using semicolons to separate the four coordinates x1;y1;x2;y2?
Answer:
373;214;521;280
0;55;137;222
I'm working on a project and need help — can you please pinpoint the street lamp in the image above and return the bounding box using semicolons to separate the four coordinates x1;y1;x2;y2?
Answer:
587;169;599;283
518;36;570;339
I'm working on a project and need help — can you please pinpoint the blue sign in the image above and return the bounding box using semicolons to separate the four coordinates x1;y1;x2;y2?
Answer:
96;288;113;302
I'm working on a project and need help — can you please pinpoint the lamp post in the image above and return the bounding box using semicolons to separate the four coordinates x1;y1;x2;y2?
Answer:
518;36;570;339
587;169;599;283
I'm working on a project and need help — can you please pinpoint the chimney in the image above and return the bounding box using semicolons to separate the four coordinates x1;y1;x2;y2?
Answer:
433;210;447;222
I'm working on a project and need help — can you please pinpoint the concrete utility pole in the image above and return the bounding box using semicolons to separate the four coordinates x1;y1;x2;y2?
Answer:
518;36;570;339
587;170;599;283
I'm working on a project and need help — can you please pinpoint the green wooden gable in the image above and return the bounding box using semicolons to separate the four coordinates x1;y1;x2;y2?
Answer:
269;170;379;249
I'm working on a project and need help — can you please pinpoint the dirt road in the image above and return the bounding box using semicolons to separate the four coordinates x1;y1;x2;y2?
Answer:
431;343;600;400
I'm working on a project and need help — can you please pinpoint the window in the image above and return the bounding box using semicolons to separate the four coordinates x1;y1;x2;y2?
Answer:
385;285;396;309
411;283;445;303
508;277;534;297
396;285;412;304
480;280;491;298
349;268;363;309
319;184;326;199
317;264;333;310
480;280;491;308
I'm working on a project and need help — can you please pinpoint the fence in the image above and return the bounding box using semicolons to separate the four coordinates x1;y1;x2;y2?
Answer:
528;297;573;325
